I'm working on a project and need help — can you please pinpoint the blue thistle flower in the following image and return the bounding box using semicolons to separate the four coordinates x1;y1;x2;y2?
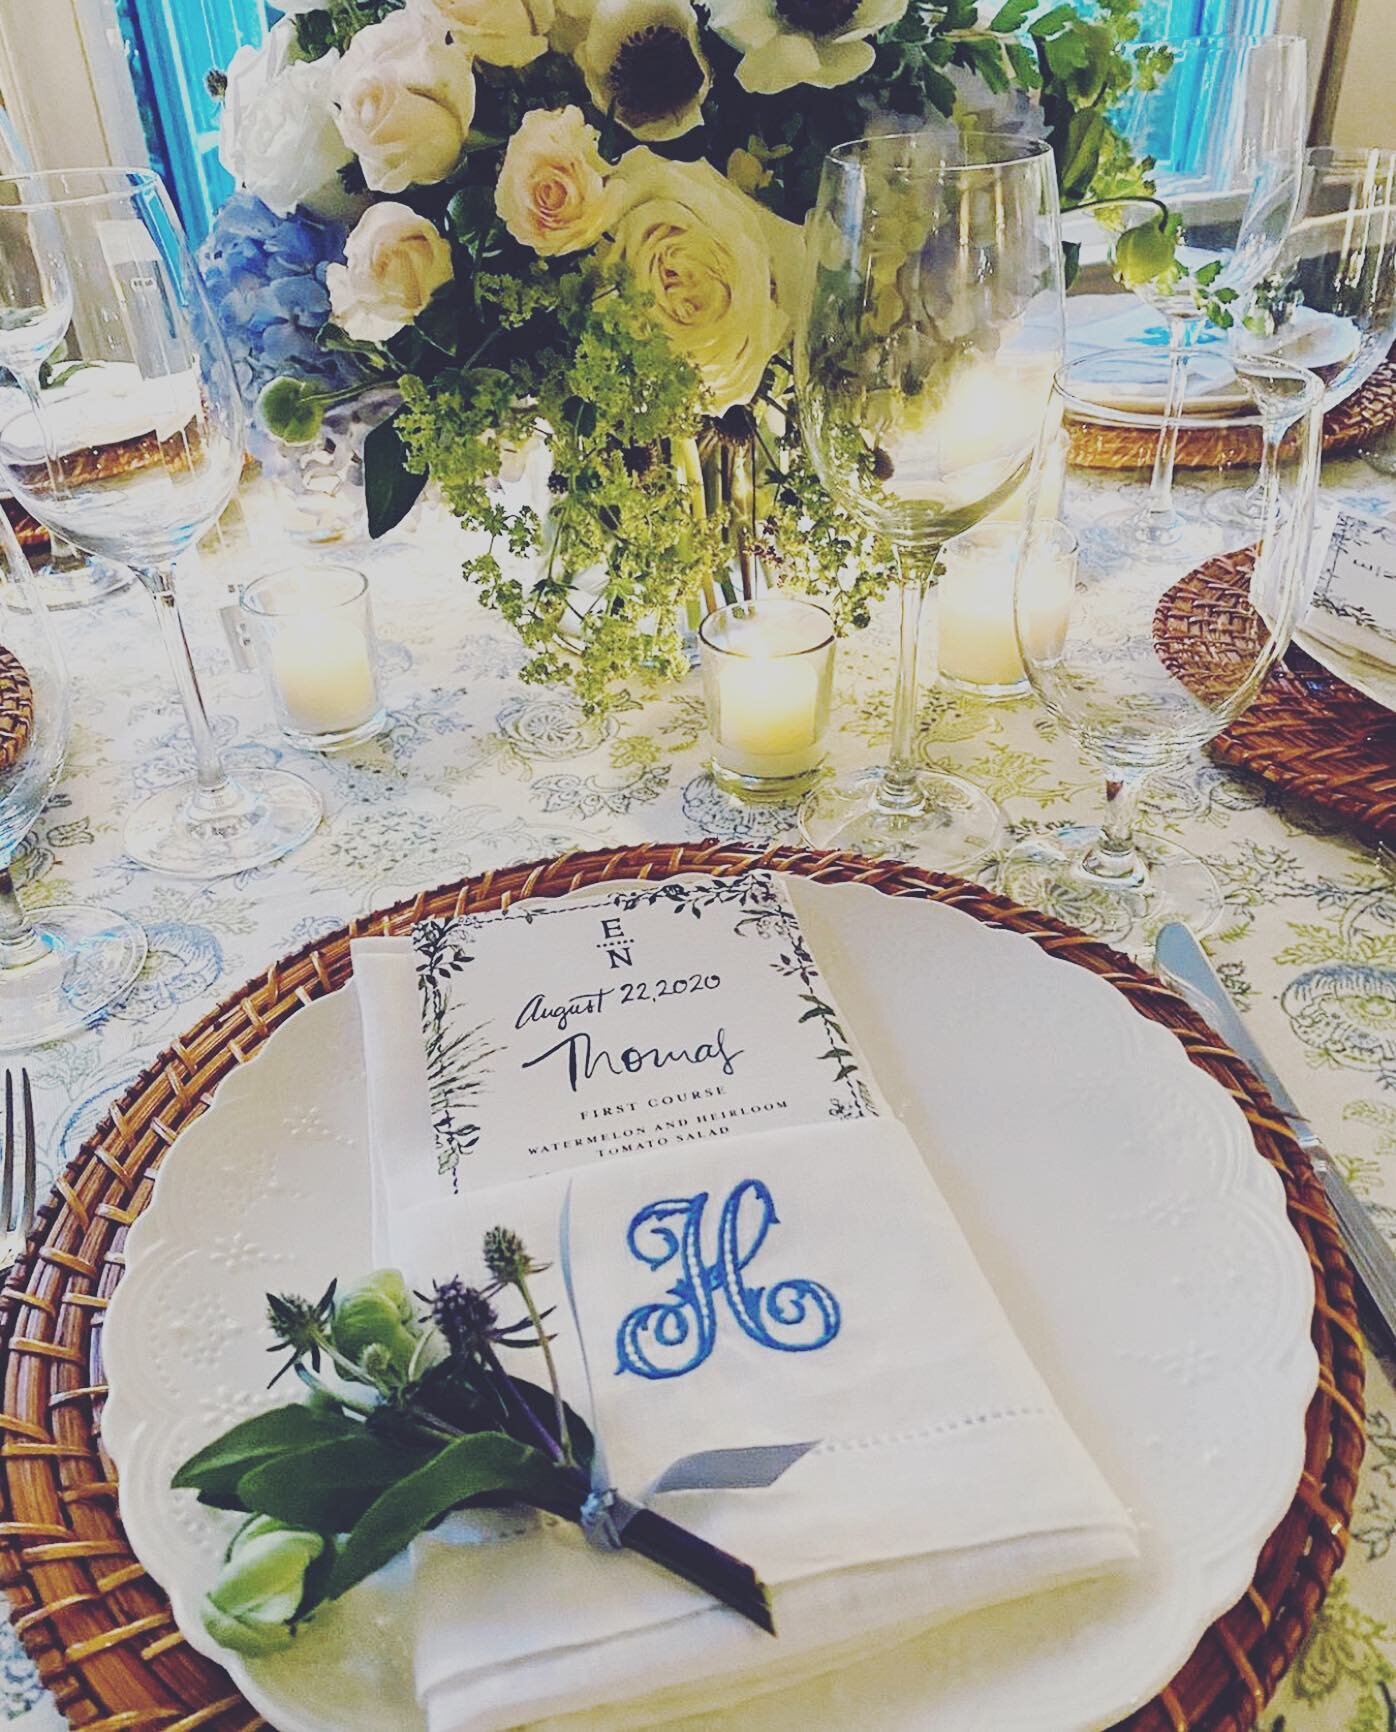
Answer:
199;192;361;446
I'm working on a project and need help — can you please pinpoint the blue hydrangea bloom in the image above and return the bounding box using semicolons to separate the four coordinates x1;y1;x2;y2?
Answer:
199;193;359;432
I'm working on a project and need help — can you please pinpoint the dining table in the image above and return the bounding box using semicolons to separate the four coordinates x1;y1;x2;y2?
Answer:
2;448;1395;1732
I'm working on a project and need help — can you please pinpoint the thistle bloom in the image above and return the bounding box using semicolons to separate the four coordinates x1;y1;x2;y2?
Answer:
576;0;711;143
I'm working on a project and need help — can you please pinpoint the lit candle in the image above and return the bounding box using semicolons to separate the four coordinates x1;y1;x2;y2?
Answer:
938;523;1075;694
270;615;379;736
700;597;834;799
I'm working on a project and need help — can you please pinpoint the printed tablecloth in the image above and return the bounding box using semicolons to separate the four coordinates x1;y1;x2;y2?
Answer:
4;461;1396;1731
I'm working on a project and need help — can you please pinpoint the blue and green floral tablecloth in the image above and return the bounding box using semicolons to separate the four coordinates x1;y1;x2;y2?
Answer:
5;461;1396;1730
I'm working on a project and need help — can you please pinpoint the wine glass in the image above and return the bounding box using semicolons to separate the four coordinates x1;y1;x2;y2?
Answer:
0;166;130;609
0;508;146;1047
1001;347;1324;955
1074;34;1307;555
795;131;1064;870
1206;145;1396;529
0;168;322;879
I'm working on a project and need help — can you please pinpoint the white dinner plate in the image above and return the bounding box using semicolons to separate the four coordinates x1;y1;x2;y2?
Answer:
102;877;1317;1732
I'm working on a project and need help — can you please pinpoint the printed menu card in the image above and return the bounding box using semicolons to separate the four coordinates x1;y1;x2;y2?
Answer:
359;874;880;1210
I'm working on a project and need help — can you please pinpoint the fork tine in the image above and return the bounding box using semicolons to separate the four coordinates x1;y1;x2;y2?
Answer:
1;1071;13;1235
20;1070;35;1239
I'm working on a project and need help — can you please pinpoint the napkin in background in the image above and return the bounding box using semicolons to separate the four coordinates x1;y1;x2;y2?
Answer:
350;931;1137;1732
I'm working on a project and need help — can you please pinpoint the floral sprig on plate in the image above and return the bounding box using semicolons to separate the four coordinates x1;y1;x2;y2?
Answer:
175;1236;771;1658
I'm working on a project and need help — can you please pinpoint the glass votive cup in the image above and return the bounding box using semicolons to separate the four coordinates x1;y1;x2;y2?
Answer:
240;563;387;752
938;520;1077;700
699;596;835;803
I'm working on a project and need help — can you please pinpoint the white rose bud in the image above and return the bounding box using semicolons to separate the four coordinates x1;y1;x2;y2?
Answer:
218;19;358;220
326;203;454;342
496;107;618;257
332;9;477;195
409;0;554;68
603;150;803;413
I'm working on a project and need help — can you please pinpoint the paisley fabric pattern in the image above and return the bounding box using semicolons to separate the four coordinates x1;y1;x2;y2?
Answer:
6;461;1396;1729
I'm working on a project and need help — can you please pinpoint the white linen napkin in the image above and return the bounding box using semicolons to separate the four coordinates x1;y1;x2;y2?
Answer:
1301;504;1396;672
352;937;1138;1732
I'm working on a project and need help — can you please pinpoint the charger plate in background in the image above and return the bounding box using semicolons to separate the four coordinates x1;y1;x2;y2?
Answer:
0;644;32;774
1155;551;1396;842
0;844;1362;1732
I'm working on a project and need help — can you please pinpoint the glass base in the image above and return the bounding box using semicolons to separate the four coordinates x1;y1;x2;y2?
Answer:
798;764;1002;873
1097;500;1196;562
940;670;1031;701
997;824;1222;955
280;709;388;754
0;903;147;1049
124;769;323;879
18;555;132;611
1202;484;1268;533
711;756;824;805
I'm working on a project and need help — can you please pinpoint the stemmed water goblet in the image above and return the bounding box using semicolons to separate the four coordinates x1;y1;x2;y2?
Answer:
0;509;146;1046
794;131;1064;870
1001;347;1324;956
1206;145;1396;530
0;168;322;879
0;169;130;608
1071;34;1307;555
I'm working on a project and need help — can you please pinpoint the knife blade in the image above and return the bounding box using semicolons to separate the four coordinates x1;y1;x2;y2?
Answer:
1155;919;1396;1350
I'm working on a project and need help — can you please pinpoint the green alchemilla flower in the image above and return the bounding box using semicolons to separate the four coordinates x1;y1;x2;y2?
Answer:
202;1516;324;1657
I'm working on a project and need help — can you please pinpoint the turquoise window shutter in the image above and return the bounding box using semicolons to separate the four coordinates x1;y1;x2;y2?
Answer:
114;0;268;245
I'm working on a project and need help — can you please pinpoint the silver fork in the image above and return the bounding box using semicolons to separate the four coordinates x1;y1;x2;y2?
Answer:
0;1069;36;1274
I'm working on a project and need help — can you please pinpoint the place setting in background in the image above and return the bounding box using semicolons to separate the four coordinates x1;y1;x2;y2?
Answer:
0;7;1395;1732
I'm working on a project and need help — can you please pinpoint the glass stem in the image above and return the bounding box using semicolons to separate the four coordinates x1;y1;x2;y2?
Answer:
1143;316;1192;528
1079;769;1150;889
880;547;938;812
138;563;234;801
0;867;47;969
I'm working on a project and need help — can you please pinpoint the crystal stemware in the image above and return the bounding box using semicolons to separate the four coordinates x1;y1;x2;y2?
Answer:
0;168;322;879
1081;34;1307;555
0;173;131;608
794;131;1064;870
0;509;146;1047
1206;145;1396;530
1001;347;1324;954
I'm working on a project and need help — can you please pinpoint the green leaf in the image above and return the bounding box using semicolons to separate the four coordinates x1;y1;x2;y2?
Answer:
989;0;1037;31
173;1406;361;1498
237;1435;433;1533
364;411;428;540
1058;108;1106;202
1005;38;1042;88
1194;259;1222;287
325;1433;560;1603
1029;2;1076;38
1062;238;1081;288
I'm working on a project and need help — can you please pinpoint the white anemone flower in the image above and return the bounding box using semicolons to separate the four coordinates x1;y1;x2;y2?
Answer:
577;0;712;142
706;0;907;95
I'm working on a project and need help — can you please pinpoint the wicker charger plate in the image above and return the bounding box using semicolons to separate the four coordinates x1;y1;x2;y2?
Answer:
0;842;1363;1732
1155;550;1396;840
1072;359;1396;471
0;643;33;775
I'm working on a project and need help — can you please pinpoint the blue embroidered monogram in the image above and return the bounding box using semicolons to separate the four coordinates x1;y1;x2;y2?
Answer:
615;1180;842;1380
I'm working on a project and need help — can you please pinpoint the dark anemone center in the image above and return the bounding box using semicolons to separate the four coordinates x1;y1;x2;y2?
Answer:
773;0;860;34
609;26;705;123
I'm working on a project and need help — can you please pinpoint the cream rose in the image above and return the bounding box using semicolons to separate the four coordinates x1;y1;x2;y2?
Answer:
577;0;711;143
218;20;358;219
496;107;618;257
326;203;454;341
332;9;476;195
604;150;803;412
409;0;554;66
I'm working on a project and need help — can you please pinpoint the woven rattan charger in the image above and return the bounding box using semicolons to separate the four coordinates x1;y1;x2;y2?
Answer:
0;843;1364;1732
0;643;33;775
1072;359;1396;470
1155;550;1396;841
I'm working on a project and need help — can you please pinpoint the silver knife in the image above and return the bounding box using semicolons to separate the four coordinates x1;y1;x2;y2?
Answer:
1155;920;1396;1347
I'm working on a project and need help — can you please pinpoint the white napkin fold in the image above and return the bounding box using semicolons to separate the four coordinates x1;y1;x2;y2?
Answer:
1302;503;1396;672
351;937;1137;1732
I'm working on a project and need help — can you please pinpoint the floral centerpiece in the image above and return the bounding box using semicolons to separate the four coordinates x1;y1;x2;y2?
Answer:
213;0;1171;709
